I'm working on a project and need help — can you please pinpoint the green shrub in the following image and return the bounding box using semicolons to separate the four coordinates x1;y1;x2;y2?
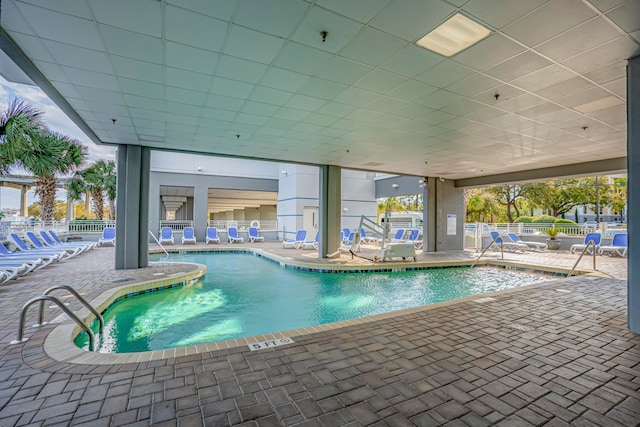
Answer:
553;218;578;229
531;215;557;224
514;216;534;223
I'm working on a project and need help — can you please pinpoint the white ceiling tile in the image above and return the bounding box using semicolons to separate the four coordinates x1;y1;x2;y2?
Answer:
415;60;475;88
9;32;55;62
111;56;164;84
588;0;627;12
514;102;564;119
242;101;279;117
124;95;165;111
495;93;547;113
370;0;456;42
205;95;245;112
75;87;125;106
210;77;255;99
606;0;640;32
511;64;576;92
534;76;596;100
314;57;373;85
387;80;438;102
354;69;406;94
509;1;599;47
223;25;285;64
472;84;526;105
100;25;163;63
446;74;503;97
603;77;626;97
555;86;614;108
273;42;334;75
453;34;526;71
234;0;309;37
561;37;639;74
201;107;237;121
166;113;199;126
365;97;411;115
90;0;161;37
62;67;119;91
536;18;624;62
584;61;627;84
2;1;36;33
235;113;269;126
165;5;228;52
333;87;380;106
339;27;407;66
303;113;339;127
484;51;553;82
120;78;164;99
165;42;218;75
216;55;268;84
261;68;311;92
32;60;69;83
273;107;310;121
315;101;358;117
166;67;211;92
298;77;348;99
286;94;327;112
315;0;391;24
380;44;444;77
414;89;462;109
463;0;547;29
41;40;109;74
250;86;293;106
440;98;485;115
167;101;203;117
166;86;207;106
129;108;166;121
16;2;103;50
463;106;506;122
291;6;364;54
165;0;234;21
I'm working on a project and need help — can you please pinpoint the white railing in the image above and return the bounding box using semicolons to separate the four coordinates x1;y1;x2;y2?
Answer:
159;220;193;231
208;220;278;231
67;220;116;232
0;220;71;240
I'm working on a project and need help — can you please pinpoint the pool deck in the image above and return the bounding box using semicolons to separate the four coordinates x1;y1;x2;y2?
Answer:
0;242;638;426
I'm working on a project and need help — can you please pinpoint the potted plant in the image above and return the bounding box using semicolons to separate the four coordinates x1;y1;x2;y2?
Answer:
544;227;562;250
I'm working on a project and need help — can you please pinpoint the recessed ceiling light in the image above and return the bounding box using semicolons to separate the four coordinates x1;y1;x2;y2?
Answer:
573;96;624;113
416;13;492;57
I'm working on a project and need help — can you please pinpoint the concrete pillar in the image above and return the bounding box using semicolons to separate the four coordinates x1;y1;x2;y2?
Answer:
66;191;73;220
193;185;208;241
424;177;465;252
20;186;28;217
628;55;639;334
115;145;150;269
318;165;341;258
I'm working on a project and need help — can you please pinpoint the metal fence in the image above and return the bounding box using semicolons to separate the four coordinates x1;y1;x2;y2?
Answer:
67;220;116;232
208;220;278;231
159;220;193;231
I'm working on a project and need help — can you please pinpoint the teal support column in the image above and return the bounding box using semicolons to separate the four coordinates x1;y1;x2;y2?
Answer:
424;177;465;252
318;165;341;258
628;55;639;334
115;145;150;269
425;177;437;252
193;184;209;242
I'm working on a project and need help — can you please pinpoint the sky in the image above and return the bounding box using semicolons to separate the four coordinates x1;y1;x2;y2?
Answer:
0;75;116;211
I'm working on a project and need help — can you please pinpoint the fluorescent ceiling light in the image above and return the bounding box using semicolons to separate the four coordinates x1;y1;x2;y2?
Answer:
574;96;624;113
416;13;492;57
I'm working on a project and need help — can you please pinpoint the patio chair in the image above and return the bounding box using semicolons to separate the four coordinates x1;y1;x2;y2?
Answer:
181;227;197;244
302;232;318;250
598;233;627;257
340;232;361;253
360;228;378;245
206;227;220;244
489;231;527;253
0;241;58;268
282;229;307;249
98;227;116;246
406;229;423;249
26;231;83;258
40;230;93;252
49;230;97;249
570;232;602;254
227;227;244;244
248;227;264;243
10;233;71;260
342;228;351;243
391;229;407;243
158;227;175;245
506;233;546;251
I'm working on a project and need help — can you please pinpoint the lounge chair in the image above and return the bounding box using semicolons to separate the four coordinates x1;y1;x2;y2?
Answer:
570;232;602;254
248;227;264;243
181;227;197;244
10;233;71;260
49;231;97;249
158;227;174;245
342;228;351;242
283;229;307;249
360;228;378;245
98;227;116;246
391;229;407;243
489;231;527;253
0;241;58;268
302;232;318;250
39;231;93;253
206;227;220;244
340;232;361;252
598;233;627;257
227;227;244;244
406;229;423;249
507;233;546;251
26;231;84;258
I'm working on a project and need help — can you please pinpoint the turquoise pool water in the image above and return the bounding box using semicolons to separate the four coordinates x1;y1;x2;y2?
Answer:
77;253;551;353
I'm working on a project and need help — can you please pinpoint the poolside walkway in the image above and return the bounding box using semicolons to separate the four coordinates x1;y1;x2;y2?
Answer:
0;243;637;426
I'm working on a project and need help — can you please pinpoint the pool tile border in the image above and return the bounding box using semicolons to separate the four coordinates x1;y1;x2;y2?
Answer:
45;248;591;365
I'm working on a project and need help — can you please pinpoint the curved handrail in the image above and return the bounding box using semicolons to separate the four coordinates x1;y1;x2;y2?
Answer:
568;240;597;277
471;234;503;268
37;285;104;333
149;230;170;256
10;295;95;351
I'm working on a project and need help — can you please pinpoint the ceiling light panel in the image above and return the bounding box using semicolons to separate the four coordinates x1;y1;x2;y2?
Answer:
415;13;492;57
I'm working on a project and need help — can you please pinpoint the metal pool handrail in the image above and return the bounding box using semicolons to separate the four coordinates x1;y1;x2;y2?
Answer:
471;234;503;268
568;240;597;277
36;285;104;334
149;230;170;256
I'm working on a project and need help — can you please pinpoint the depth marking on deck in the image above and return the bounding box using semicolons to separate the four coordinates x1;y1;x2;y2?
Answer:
249;337;294;351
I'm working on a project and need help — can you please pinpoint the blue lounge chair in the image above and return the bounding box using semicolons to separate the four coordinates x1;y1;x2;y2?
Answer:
507;233;546;251
159;227;174;245
26;232;83;258
391;229;407;243
342;228;351;243
598;233;627;257
11;233;71;260
340;232;361;252
489;231;527;252
227;227;244;244
406;229;423;249
181;227;197;244
0;242;57;268
98;227;116;246
248;227;264;243
206;227;220;244
283;229;307;249
39;231;93;253
360;228;378;245
302;232;318;250
570;232;602;254
48;230;96;249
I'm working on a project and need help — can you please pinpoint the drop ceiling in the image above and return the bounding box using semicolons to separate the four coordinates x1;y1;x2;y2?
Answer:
1;0;638;180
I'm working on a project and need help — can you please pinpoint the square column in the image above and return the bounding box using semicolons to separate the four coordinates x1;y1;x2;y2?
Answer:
424;177;465;252
115;145;150;269
628;55;639;334
193;185;209;242
318;165;341;258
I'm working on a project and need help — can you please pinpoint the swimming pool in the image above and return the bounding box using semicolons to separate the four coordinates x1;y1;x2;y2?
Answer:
77;252;551;353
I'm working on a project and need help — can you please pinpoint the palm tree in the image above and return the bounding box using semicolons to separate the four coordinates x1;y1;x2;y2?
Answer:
69;160;116;220
12;130;86;221
0;98;44;171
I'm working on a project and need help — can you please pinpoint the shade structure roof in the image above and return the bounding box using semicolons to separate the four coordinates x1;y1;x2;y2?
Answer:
1;0;638;182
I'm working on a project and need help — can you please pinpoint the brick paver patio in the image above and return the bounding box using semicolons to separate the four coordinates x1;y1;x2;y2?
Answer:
0;243;637;426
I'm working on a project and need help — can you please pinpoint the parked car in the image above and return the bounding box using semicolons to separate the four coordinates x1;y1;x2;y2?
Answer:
582;221;598;230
